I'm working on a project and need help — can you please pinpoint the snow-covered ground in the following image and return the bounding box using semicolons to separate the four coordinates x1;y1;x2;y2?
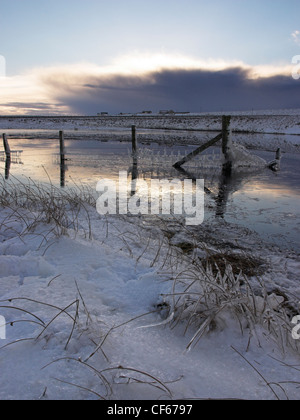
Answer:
1;110;300;135
0;193;300;400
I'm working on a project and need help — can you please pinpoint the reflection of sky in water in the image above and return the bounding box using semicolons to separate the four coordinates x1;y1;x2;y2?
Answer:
1;137;300;252
206;150;300;251
0;139;134;185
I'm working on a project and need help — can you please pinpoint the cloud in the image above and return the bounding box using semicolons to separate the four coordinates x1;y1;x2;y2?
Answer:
292;30;300;46
39;64;300;115
0;55;299;115
0;55;6;77
2;102;65;113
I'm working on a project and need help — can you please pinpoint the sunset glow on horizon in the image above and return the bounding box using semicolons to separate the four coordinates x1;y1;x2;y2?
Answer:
0;0;300;115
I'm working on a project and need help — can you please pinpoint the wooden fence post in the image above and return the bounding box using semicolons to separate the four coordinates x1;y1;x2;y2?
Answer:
276;148;281;161
222;115;232;175
59;131;66;187
3;133;11;159
267;148;282;171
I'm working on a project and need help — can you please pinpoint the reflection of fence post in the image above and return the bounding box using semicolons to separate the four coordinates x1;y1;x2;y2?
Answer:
5;156;11;180
132;125;137;158
3;133;11;159
222;116;232;175
60;162;66;188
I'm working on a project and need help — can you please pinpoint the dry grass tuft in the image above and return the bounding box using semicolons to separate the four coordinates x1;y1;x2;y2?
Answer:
0;175;96;243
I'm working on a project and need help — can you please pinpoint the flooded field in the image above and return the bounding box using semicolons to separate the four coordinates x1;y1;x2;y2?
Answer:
1;130;300;252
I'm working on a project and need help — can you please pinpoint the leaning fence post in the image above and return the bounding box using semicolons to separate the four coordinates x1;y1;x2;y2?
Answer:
3;133;11;159
173;133;223;169
222;116;232;175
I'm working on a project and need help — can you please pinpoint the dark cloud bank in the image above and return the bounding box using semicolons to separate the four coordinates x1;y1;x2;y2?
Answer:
53;67;300;114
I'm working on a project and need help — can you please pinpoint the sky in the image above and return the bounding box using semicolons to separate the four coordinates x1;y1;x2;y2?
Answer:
0;0;300;115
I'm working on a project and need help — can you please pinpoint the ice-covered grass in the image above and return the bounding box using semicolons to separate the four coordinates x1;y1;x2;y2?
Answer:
136;142;268;173
0;177;300;400
142;217;299;355
165;249;298;354
0;175;95;243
